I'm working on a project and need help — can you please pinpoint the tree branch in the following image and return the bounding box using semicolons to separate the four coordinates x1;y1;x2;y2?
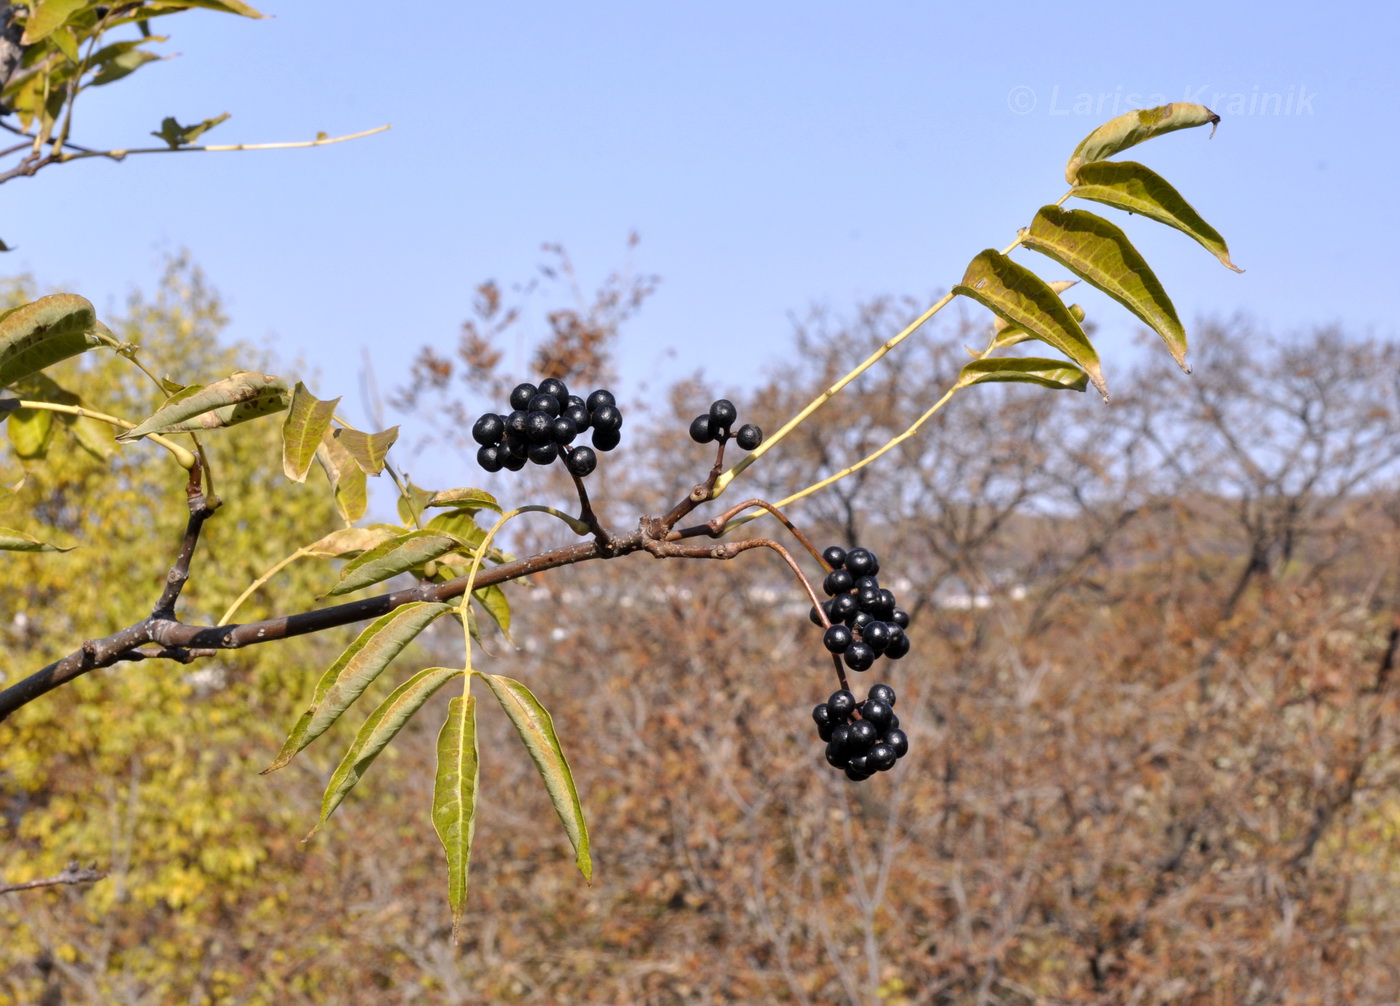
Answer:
0;861;106;895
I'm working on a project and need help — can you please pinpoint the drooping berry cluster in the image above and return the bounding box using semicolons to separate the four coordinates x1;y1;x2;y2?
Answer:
472;378;623;478
812;683;909;782
808;545;911;672
688;398;763;450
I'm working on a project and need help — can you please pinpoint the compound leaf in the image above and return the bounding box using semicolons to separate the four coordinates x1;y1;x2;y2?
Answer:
477;673;591;882
1071;160;1242;272
1023;206;1189;373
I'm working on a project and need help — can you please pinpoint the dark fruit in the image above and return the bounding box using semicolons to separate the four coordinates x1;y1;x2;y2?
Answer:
891;607;910;629
827;690;856;720
823;569;854;596
563;403;590;430
862;620;891;653
509;383;538;411
844;642;875;672
551;416;578;445
689;415;715;443
527;441;558;465
826;744;849;768
867;683;896;707
592;427;622;452
847;720;877;753
868;743;897;772
822;625;853;654
735;424;763;450
822;546;847;569
502;453;527;472
830;594;859;621
586;389;616;413
860;699;893;730
506;410;528;436
708;399;738;431
812;703;833;731
538;377;568;402
845;548;878;577
885;729;909;758
476;445;504;472
472;413;504;446
527;393;561;417
524;411;553;443
591;404;623;433
564;446;597;477
884;634;910;660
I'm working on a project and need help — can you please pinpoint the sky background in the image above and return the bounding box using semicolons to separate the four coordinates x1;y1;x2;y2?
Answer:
4;1;1396;500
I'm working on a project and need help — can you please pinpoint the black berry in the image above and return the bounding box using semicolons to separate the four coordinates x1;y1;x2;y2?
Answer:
844;642;875;672
527;393;561;418
586;389;616;413
885;729;909;758
472;413;504;447
527;441;558;465
538;377;568;403
592;427;622;452
708;399;738;432
476;445;504;472
822;625;853;654
735;424;763;450
551;416;579;445
564;445;597;477
867;683;896;707
509;383;538;411
823;569;854;596
827;690;856;720
689;415;715;444
845;548;878;577
823;546;847;569
860;699;893;731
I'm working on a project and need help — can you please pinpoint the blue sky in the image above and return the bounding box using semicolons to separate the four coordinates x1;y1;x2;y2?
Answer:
5;2;1395;484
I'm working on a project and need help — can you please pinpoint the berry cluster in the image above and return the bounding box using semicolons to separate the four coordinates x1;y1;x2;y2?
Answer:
809;545;911;672
688;398;763;450
472;378;623;478
812;683;909;782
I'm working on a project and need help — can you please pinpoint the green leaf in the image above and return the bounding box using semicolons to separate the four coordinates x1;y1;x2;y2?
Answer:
332;425;399;476
1071;160;1242;272
991;306;1086;351
282;382;340;482
89;47;161;87
427;488;502;514
150;112;231;149
433;694;480;944
316;429;367;524
957;357;1089;393
477;673;591;882
304;524;400;559
7;407;54;458
50;26;79;62
264;601;452;773
328;530;464;596
953;250;1107;399
1023;206;1189;373
472;583;511;640
0;527;75;552
1065;103;1220;184
397;479;436;527
117;371;289;441
0;294;114;390
308;666;462;836
144;0;266;17
20;0;89;44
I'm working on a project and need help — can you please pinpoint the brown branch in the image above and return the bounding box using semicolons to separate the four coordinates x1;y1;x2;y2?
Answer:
0;861;106;895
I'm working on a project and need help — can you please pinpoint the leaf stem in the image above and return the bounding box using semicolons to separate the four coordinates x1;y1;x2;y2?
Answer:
13;400;196;468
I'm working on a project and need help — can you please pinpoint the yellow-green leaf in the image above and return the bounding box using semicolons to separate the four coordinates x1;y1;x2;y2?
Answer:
308;666;462;835
472;583;511;640
1023;206;1189;373
953;250;1107;399
304;524;400;559
7;407;54;458
397;479;436;527
427;488;502;514
433;695;480;944
117;371;289;441
477;673;591;882
991;304;1086;351
1065;103;1220;184
0;527;75;552
316;428;367;524
333;425;399;476
20;0;89;44
1071;160;1242;272
282;382;340;482
264;601;452;772
328;530;463;596
957;357;1089;393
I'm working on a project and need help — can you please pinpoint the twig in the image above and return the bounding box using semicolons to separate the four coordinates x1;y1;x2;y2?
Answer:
0;861;106;895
